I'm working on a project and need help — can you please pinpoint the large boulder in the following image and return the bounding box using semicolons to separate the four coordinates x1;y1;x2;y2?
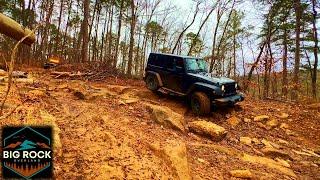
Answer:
227;116;241;128
277;113;289;119
188;121;227;141
254;115;269;122
145;103;186;132
240;137;252;146
229;169;253;179
241;153;296;178
265;118;279;130
149;140;191;180
261;147;293;160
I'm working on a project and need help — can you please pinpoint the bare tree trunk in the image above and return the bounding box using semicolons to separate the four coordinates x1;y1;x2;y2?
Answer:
127;0;136;76
39;0;54;60
55;0;64;54
210;4;222;72
171;2;200;54
188;6;215;56
108;7;114;65
114;0;124;68
100;9;109;62
216;0;236;73
233;30;236;77
292;0;301;100
62;0;72;62
282;28;288;98
81;0;90;63
311;0;318;99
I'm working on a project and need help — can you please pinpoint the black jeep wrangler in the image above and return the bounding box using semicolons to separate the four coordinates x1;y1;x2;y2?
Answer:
144;53;244;115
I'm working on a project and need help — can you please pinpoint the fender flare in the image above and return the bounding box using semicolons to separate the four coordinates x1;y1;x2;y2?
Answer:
145;71;163;87
187;82;221;96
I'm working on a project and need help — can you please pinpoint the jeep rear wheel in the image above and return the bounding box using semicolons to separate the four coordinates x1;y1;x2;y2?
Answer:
191;92;211;115
146;75;159;91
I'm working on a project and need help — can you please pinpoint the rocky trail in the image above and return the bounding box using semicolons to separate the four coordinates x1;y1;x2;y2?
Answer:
0;71;320;179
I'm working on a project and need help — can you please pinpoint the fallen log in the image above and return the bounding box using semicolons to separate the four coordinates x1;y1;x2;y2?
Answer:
0;13;36;46
50;71;94;79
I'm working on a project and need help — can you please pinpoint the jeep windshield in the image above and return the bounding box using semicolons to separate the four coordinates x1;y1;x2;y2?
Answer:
185;58;208;73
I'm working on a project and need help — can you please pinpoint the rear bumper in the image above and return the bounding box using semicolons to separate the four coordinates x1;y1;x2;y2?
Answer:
213;93;244;105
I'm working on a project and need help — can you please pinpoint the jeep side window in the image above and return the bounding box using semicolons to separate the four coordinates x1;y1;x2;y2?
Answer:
164;56;174;69
175;58;184;68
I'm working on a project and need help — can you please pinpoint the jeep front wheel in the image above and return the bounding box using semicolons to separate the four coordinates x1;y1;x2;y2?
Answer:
191;92;211;115
145;75;159;91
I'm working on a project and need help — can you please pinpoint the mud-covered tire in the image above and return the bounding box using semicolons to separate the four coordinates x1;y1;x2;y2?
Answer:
145;75;159;91
191;92;211;115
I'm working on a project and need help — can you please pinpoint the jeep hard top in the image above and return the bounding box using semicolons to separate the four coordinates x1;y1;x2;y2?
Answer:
144;52;244;115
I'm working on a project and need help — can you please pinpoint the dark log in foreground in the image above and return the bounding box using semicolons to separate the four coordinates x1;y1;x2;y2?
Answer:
0;13;36;46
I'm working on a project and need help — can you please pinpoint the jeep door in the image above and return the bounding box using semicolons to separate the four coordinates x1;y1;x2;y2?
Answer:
159;55;175;88
165;57;185;93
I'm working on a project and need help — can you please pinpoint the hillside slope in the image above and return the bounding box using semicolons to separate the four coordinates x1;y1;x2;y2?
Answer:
0;71;319;179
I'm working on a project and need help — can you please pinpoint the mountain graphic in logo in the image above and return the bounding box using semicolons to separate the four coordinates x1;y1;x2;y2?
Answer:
3;141;22;149
16;140;37;150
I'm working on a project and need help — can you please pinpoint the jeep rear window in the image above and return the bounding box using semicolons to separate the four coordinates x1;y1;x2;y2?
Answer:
185;58;208;73
149;54;174;69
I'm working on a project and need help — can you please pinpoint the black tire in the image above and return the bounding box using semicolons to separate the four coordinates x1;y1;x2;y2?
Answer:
145;75;159;91
191;92;211;115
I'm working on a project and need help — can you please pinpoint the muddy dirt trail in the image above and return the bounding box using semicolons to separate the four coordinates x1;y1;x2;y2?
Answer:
0;72;320;179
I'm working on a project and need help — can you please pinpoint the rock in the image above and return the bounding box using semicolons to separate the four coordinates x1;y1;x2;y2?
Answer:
104;132;117;146
261;139;280;149
293;149;320;158
308;103;320;110
227;116;241;128
240;137;252;146
278;113;289;119
88;89;118;100
15;77;34;84
280;123;289;129
261;147;293;160
275;158;291;168
105;85;131;94
252;138;261;145
76;127;87;136
257;122;268;130
265;119;279;130
229;169;253;179
188;121;227;141
278;139;289;145
241;153;296;177
119;98;139;105
285;129;296;136
96;164;124;179
300;161;319;168
190;142;238;156
244;118;251;123
0;69;6;76
145;103;186;132
150;140;191;180
12;71;28;78
74;91;85;100
254;115;269;122
197;158;207;163
28;89;46;98
314;148;320;156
